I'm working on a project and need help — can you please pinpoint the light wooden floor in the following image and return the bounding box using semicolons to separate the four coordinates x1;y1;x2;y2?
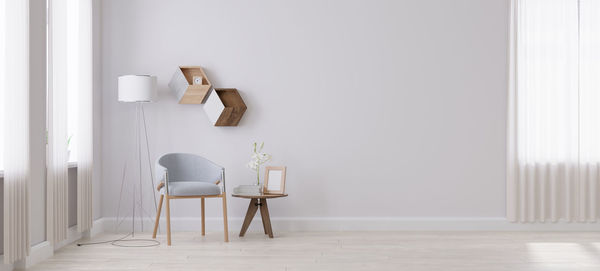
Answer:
29;231;600;271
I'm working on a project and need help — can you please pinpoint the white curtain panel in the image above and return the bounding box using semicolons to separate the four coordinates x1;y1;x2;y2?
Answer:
49;0;94;239
77;0;94;232
508;0;600;222
0;0;31;264
48;0;70;243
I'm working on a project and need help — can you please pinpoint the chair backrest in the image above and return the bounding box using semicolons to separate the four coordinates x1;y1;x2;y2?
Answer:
157;153;223;183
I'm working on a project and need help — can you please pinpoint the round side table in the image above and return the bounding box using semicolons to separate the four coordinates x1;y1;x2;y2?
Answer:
232;193;288;238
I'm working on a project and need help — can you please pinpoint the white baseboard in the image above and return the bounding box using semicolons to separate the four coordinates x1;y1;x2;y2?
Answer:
55;219;104;250
0;259;13;271
0;219;104;271
89;218;104;238
100;216;600;233
14;241;53;270
0;241;54;270
54;226;83;250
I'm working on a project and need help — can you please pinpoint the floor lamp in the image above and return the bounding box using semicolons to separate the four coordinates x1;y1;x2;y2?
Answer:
116;75;158;238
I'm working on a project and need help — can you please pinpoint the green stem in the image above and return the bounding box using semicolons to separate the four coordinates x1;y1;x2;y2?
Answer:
257;168;260;185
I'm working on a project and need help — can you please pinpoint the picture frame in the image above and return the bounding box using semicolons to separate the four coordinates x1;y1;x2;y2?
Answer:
263;166;286;194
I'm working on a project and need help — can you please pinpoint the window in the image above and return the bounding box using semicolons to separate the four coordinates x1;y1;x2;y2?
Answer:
66;0;80;163
507;0;600;222
0;82;4;171
514;0;600;164
0;2;5;171
51;0;82;163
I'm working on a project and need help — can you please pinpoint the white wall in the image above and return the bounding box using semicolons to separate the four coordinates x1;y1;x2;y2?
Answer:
29;0;47;245
101;0;509;225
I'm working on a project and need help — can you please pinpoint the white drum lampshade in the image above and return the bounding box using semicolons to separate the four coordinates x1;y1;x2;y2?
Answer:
118;75;157;102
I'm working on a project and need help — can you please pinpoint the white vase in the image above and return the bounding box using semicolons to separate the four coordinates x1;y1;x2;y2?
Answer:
233;184;263;195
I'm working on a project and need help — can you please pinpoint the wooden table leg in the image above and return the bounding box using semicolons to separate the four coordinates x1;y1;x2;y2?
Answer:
239;198;258;237
259;199;274;238
259;199;268;235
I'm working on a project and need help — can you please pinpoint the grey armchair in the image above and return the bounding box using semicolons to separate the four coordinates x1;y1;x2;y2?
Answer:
151;153;229;245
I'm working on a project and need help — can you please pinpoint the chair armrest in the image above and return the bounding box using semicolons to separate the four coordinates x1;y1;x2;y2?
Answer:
156;163;168;193
220;168;227;194
209;162;226;194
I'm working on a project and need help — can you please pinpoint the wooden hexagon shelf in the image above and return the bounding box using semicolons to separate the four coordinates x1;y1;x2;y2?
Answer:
203;88;247;126
168;66;212;104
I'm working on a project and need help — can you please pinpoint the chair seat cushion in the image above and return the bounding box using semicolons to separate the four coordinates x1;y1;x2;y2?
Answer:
161;181;221;196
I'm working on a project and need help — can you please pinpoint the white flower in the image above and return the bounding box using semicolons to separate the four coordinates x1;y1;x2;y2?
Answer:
247;142;272;173
246;161;258;170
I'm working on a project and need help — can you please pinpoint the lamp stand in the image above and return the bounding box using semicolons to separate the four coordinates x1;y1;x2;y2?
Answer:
115;102;159;237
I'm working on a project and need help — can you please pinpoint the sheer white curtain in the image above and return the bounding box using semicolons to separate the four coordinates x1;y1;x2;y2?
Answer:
48;0;70;243
76;0;94;232
1;0;31;263
508;0;600;222
48;0;94;241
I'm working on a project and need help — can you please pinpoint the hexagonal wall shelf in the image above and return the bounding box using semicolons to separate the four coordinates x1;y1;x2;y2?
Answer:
168;66;212;104
203;88;247;126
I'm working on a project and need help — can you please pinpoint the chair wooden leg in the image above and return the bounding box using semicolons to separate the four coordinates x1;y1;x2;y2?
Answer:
152;194;164;239
222;194;229;242
201;197;205;236
166;195;172;246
